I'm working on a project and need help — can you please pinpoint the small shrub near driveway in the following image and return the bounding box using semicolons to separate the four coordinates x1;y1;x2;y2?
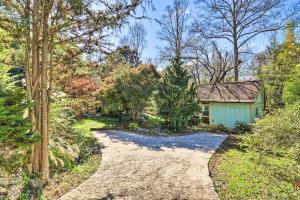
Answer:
234;121;251;134
128;122;139;130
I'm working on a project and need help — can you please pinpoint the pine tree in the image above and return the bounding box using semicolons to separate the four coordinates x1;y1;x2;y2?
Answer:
157;58;200;132
0;65;35;146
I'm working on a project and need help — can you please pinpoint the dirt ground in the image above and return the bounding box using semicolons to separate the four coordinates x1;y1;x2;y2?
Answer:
60;130;227;200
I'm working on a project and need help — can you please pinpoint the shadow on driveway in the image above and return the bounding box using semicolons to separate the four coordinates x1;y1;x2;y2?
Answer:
95;130;228;152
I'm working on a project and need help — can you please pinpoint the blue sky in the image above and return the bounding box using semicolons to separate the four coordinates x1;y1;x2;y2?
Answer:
120;0;298;62
139;0;176;60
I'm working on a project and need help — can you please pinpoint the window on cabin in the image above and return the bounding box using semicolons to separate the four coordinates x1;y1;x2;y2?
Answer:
202;103;209;124
203;105;209;116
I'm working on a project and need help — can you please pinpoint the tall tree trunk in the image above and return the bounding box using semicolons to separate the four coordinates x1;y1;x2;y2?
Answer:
40;0;50;181
233;40;239;82
28;0;51;183
29;0;41;177
24;0;33;116
175;0;181;60
232;1;239;82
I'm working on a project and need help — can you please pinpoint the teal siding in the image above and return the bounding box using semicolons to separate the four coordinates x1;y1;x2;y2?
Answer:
252;92;264;118
204;91;264;128
209;102;252;128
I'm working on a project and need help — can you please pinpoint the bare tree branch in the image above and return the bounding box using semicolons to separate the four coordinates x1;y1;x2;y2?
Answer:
192;0;298;81
120;22;147;66
158;0;191;62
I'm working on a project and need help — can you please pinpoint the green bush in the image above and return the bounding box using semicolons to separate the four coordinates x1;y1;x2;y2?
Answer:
247;101;300;160
50;147;75;173
189;115;201;126
99;64;159;119
136;115;147;124
128;122;139;130
138;115;164;129
50;101;76;138
216;124;228;132
234;121;251;134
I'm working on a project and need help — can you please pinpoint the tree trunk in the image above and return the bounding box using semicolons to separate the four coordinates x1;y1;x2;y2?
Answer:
24;0;33;116
175;1;181;60
232;1;239;82
27;0;51;183
40;0;50;181
233;38;239;82
29;0;41;177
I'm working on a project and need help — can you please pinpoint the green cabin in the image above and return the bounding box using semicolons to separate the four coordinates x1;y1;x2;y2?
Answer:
197;81;264;129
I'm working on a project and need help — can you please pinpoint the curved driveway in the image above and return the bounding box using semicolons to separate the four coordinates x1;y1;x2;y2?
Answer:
61;130;227;200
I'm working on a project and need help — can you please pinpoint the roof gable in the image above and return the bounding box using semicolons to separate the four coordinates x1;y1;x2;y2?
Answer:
197;81;261;103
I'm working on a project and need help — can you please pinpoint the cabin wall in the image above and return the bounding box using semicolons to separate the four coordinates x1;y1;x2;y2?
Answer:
209;102;253;128
251;92;264;119
200;87;265;129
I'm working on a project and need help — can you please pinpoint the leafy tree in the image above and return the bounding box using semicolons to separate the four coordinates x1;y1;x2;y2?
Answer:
0;65;34;146
276;21;300;75
259;21;300;109
283;65;300;105
99;64;159;120
157;58;200;132
64;78;100;116
96;47;140;81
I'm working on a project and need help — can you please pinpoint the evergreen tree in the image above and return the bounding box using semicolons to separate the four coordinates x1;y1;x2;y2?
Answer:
157;58;200;132
0;65;35;146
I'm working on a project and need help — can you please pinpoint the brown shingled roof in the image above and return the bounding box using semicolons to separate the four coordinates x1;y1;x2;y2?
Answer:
197;81;261;103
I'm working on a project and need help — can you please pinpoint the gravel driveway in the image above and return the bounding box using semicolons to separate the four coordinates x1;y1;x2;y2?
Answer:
60;130;227;200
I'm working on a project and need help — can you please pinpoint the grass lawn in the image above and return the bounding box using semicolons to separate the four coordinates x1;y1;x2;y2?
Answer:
74;115;165;132
139;114;164;129
146;115;164;125
74;117;119;132
210;136;300;200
